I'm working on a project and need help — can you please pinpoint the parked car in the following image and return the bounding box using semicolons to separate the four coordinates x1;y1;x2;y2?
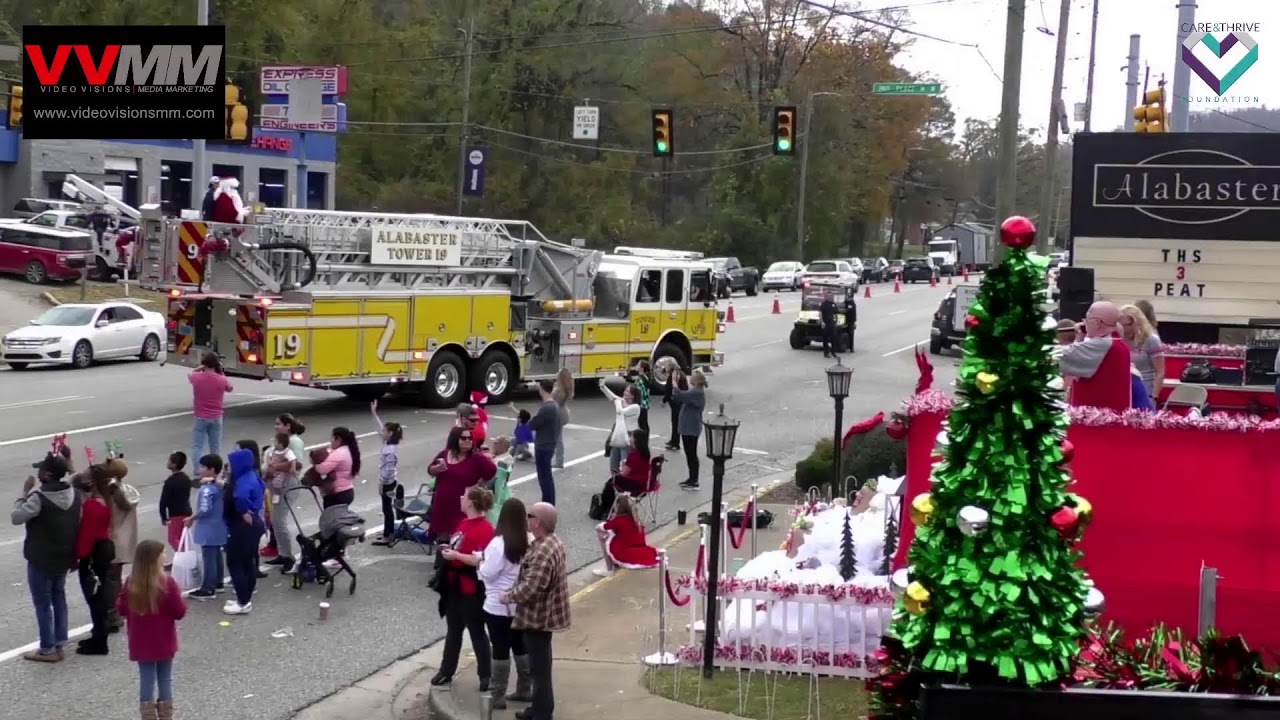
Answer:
706;256;761;298
0;208;135;279
846;258;866;283
762;261;805;291
0;225;94;284
930;284;980;355
901;256;938;284
11;198;82;219
860;257;890;283
798;259;860;289
886;259;905;282
2;302;165;370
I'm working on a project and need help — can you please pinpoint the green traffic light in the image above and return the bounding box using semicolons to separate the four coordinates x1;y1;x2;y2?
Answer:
656;141;669;153
777;138;791;151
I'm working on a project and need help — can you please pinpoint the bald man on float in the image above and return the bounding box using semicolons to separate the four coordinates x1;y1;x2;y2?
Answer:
1057;301;1132;412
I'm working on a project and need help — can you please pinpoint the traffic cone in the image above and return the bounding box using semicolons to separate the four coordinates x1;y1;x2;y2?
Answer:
864;284;872;299
929;275;937;287
962;268;969;282
893;279;901;293
726;303;736;323
947;273;953;285
771;297;782;314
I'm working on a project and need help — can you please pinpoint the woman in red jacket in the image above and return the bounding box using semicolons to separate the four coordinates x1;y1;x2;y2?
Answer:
117;539;188;720
75;467;115;656
433;485;496;688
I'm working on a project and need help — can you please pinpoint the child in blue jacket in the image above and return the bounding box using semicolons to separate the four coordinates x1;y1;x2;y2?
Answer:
223;447;265;615
186;454;227;600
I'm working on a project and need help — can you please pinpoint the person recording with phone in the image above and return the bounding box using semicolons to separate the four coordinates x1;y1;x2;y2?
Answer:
189;352;232;468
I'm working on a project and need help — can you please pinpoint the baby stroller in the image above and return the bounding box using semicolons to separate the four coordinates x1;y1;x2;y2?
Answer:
284;486;365;598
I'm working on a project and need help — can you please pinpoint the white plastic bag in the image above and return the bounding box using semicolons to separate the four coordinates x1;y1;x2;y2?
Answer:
171;528;201;591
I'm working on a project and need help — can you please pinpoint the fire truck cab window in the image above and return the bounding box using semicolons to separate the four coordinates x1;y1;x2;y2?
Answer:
690;270;711;303
665;269;685;304
636;270;662;303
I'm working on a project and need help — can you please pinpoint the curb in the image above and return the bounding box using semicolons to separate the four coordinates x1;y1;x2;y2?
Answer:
41;291;60;306
425;685;468;720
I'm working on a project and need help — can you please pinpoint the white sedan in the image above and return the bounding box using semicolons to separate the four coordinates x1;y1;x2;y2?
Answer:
2;302;165;370
762;261;806;291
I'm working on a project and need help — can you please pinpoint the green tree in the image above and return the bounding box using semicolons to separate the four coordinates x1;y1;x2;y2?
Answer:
872;220;1091;717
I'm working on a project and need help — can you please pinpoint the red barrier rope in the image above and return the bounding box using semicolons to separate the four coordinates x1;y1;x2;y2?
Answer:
664;569;691;607
694;544;706;579
729;501;755;550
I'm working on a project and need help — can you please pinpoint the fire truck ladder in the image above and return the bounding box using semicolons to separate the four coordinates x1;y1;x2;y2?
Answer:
192;208;600;300
61;174;141;222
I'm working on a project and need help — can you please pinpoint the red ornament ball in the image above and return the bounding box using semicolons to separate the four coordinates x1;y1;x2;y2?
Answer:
1049;506;1080;538
965;314;980;329
1060;439;1075;463
1000;215;1036;249
886;417;908;440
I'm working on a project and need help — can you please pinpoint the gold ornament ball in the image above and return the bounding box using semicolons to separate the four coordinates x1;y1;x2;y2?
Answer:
909;493;935;526
1071;494;1093;521
904;581;931;616
975;371;1000;394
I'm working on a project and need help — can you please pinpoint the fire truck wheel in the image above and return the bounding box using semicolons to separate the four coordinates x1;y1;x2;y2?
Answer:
423;351;468;408
651;342;689;383
472;350;516;404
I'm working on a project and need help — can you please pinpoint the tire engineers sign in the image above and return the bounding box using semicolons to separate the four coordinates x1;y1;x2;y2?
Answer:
21;25;226;140
1071;133;1280;327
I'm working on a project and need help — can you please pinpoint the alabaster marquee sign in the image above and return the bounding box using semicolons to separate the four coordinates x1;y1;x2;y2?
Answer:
1070;133;1280;326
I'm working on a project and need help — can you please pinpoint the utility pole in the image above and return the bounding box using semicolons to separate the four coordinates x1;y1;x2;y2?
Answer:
993;0;1026;263
1123;34;1141;131
1171;1;1197;132
1036;0;1070;254
454;11;475;215
1082;0;1100;131
796;92;816;260
193;0;208;211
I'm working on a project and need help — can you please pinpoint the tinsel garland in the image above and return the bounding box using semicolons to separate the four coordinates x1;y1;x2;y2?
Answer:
676;642;879;670
670;572;895;605
1162;343;1247;358
868;624;1280;720
904;391;1280;434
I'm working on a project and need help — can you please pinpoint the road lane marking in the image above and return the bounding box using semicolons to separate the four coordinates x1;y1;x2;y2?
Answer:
0;395;91;411
749;339;783;349
883;340;929;357
889;310;906;316
0;396;296;447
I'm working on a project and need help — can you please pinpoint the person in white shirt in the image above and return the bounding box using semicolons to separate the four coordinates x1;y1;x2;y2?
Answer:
599;379;641;475
476;498;532;708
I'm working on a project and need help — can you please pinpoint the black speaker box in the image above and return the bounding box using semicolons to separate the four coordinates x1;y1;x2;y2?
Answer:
921;684;1280;720
1058;300;1091;324
1056;266;1094;296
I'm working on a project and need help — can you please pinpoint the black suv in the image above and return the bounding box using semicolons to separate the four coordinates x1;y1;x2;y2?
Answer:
901;257;937;283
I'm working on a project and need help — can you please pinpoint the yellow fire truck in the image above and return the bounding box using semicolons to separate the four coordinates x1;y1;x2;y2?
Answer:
136;208;724;406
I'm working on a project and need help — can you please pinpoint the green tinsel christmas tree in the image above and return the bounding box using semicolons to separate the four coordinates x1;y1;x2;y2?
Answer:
870;216;1096;719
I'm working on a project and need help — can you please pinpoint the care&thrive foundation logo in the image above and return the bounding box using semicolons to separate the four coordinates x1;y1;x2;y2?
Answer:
1180;23;1259;103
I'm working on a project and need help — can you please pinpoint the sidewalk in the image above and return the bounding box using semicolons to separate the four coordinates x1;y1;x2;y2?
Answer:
290;474;792;720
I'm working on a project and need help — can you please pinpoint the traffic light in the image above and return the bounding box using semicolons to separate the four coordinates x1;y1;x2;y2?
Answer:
772;106;796;155
6;85;21;129
652;109;673;157
224;81;251;143
1133;86;1167;133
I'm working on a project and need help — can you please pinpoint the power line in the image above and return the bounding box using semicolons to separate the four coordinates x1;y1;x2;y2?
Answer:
480;137;779;175
473;124;779;156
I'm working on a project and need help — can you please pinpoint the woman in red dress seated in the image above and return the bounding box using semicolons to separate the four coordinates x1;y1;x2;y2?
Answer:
590;430;650;520
594;495;658;577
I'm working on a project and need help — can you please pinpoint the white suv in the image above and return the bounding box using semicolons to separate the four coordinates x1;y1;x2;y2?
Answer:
762;261;805;291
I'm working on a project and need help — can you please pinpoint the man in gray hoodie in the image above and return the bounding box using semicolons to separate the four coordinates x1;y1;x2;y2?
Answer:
11;453;80;662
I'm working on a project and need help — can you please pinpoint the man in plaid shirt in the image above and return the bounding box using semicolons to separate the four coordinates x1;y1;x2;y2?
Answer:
501;502;569;720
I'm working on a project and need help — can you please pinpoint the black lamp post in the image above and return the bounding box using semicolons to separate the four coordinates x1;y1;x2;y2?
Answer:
826;357;853;490
700;402;740;679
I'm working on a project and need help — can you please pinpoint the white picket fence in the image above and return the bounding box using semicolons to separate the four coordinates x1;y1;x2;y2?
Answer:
672;576;893;678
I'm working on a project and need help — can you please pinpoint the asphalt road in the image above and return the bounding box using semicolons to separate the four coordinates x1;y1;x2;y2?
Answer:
0;279;964;719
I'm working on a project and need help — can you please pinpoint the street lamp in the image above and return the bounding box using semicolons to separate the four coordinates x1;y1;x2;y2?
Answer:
826;357;853;490
700;403;741;679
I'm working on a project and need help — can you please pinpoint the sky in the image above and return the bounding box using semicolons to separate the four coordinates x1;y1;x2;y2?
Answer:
884;0;1276;134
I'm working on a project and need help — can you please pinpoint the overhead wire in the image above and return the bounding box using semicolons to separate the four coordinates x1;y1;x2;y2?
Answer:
478;136;781;175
